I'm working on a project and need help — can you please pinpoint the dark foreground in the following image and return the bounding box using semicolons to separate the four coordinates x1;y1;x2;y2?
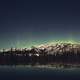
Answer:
1;50;80;66
1;43;80;66
0;66;80;80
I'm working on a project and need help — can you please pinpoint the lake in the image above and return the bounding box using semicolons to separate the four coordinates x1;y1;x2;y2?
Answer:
0;66;80;80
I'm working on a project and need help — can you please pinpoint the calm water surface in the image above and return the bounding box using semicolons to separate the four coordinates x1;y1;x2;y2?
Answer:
0;66;80;80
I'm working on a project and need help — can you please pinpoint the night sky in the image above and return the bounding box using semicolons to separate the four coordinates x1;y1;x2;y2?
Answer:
0;0;80;49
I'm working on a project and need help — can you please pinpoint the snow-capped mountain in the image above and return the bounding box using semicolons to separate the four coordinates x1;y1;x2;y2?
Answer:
30;43;80;55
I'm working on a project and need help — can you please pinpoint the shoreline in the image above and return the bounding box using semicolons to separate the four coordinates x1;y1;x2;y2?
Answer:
0;64;80;69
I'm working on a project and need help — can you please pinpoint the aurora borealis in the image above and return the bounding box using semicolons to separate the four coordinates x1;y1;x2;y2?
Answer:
0;0;80;49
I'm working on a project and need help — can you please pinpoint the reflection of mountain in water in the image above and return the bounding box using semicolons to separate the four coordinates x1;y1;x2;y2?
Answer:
0;43;80;67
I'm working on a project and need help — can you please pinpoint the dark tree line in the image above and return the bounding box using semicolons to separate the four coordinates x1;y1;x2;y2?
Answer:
0;47;80;66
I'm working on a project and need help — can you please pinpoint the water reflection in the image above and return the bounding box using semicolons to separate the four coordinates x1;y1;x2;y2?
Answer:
0;66;80;80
